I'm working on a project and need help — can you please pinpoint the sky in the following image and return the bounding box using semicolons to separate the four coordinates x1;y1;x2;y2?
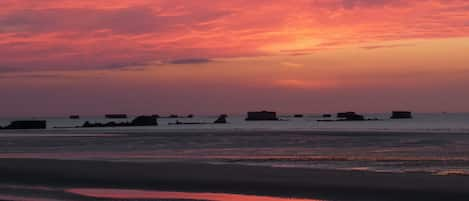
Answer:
1;0;469;117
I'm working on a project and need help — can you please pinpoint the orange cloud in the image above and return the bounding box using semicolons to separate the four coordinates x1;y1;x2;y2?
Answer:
0;0;468;73
274;79;340;90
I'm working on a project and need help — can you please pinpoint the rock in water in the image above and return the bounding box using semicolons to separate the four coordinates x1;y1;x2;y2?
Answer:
81;115;158;128
214;114;228;124
3;120;47;130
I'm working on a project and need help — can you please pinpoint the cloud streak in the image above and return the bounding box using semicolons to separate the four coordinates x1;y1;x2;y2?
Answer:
169;58;212;65
361;43;415;50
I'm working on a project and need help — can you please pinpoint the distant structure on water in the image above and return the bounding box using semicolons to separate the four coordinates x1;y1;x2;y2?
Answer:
246;111;279;121
69;115;80;119
0;120;47;130
83;115;157;128
105;114;128;119
391;111;413;119
318;112;380;122
337;112;365;121
167;115;228;125
168;114;179;118
293;114;304;118
131;116;159;126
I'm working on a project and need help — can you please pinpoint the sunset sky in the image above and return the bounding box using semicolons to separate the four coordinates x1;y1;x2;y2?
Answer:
1;0;469;117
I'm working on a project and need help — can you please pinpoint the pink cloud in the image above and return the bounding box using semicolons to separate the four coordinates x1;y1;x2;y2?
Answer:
0;0;468;73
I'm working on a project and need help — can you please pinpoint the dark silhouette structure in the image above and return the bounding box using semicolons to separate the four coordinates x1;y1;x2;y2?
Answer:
318;112;379;122
82;116;157;128
168;115;228;125
293;114;304;118
391;111;413;119
246;111;279;121
168;121;208;125
322;114;332;118
337;112;365;121
105;114;128;119
159;114;195;119
69;115;80;119
1;120;47;130
337;112;355;118
131;116;158;126
214;114;228;124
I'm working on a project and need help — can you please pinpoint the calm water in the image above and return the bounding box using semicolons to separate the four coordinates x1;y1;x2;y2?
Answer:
2;113;469;133
1;113;469;175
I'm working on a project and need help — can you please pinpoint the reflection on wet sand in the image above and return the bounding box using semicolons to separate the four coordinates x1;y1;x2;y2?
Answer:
68;188;324;201
0;195;61;201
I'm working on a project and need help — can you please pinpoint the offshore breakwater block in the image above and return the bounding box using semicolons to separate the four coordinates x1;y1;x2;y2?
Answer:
105;114;128;119
246;111;279;121
391;111;413;119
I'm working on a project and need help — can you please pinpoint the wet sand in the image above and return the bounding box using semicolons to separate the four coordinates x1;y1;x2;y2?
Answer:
0;185;206;201
0;158;468;201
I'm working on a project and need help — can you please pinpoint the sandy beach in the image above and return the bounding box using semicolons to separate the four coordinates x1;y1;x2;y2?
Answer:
2;128;469;200
0;158;468;201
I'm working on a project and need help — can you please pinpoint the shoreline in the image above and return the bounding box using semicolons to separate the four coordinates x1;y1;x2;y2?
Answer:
1;158;469;201
2;128;469;135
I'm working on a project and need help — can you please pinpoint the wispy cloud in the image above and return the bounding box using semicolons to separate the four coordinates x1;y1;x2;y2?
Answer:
0;73;73;79
341;0;404;9
281;62;304;68
361;43;415;50
0;0;468;72
169;58;212;65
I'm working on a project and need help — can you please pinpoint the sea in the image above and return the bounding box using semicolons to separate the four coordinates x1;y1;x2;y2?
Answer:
1;113;469;176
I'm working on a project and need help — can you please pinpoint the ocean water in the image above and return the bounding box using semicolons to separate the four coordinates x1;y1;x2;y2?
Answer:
1;113;469;176
2;113;469;132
